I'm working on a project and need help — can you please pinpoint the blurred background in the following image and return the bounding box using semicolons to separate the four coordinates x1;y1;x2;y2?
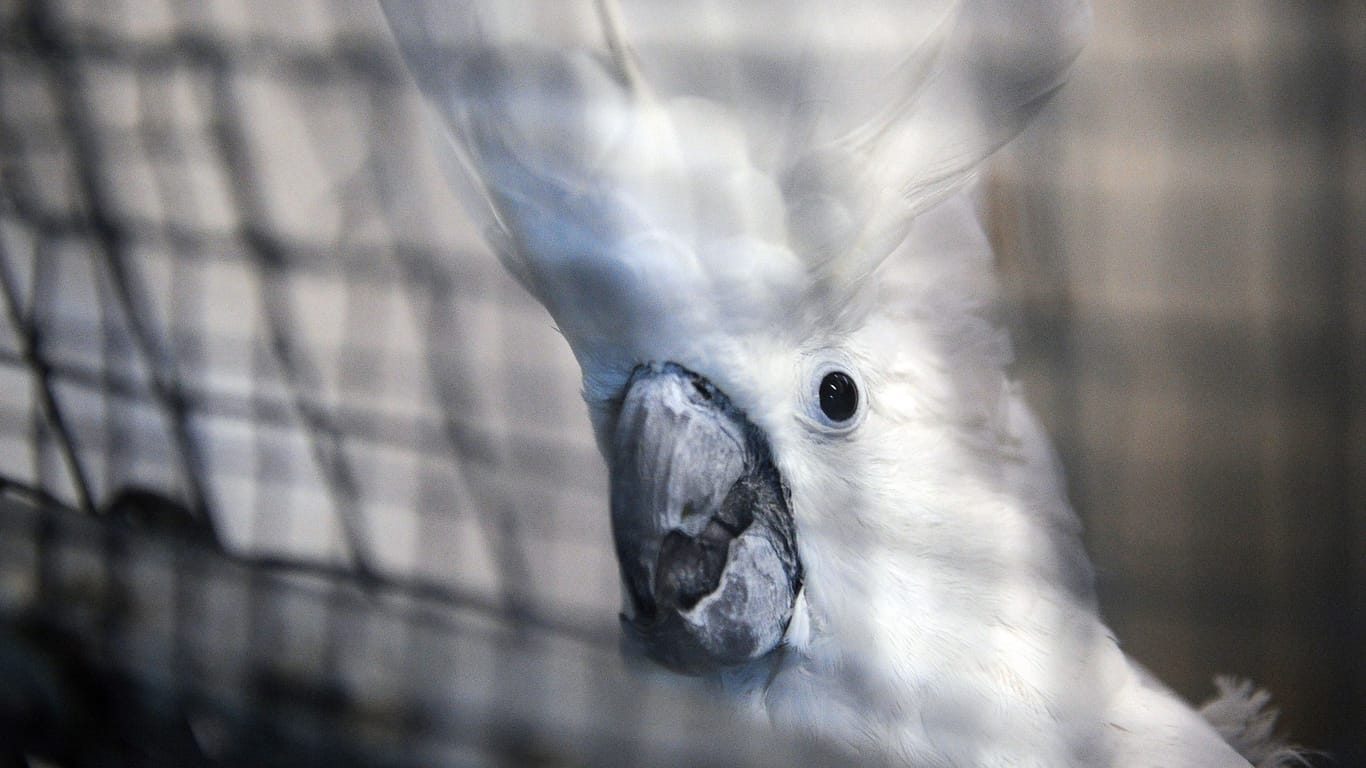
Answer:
995;3;1363;762
0;0;1360;764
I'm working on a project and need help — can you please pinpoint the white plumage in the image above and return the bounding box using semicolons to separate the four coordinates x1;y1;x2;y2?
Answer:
381;2;1301;765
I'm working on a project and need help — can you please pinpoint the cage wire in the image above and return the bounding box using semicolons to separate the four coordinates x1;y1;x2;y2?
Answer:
0;0;1363;766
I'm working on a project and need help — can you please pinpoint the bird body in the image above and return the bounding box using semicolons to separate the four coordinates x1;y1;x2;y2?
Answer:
382;2;1298;765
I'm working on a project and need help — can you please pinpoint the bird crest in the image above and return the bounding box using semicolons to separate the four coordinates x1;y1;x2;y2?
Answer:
382;0;1090;390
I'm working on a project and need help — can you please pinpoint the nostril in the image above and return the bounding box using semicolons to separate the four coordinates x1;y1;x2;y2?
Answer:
691;377;713;401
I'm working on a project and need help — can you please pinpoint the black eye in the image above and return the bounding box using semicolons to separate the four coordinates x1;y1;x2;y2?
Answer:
818;371;859;422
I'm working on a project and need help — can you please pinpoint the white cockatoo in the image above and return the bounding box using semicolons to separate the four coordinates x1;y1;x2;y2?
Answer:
381;2;1302;765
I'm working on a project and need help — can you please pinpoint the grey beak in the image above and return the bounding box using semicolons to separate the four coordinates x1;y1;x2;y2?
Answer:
610;362;802;674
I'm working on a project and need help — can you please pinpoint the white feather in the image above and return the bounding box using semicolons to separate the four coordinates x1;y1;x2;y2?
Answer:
383;2;1285;765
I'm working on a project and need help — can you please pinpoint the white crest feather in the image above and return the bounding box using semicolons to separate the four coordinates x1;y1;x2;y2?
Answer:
382;0;1089;395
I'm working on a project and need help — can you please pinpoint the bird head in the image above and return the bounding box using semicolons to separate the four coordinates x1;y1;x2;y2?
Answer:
384;0;1092;678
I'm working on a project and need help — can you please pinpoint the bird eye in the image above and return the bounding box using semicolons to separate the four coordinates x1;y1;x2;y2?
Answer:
818;371;858;422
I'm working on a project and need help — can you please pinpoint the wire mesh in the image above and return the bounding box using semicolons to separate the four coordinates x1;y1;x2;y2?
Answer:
0;0;1362;765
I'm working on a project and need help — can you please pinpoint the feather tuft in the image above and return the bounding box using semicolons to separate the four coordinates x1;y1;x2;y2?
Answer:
1199;676;1313;768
